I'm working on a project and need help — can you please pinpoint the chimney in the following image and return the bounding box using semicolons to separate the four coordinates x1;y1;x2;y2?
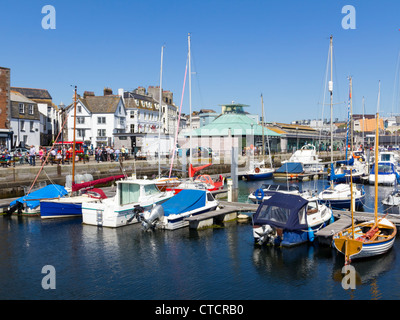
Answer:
104;87;113;96
83;91;95;98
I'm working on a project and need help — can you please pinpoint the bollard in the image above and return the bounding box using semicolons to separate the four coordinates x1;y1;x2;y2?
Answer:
227;178;232;202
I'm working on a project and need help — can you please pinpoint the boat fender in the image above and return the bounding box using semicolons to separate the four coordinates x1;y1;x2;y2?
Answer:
255;188;264;201
308;227;314;242
330;210;334;224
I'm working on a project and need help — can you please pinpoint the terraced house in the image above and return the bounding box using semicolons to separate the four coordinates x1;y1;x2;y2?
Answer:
66;88;127;147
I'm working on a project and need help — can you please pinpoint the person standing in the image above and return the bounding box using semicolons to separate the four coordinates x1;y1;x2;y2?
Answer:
29;145;36;166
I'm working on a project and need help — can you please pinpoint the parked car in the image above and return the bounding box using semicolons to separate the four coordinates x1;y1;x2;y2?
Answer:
9;147;29;155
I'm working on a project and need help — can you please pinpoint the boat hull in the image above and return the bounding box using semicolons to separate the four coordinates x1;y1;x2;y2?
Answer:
318;195;365;210
243;172;273;180
162;205;218;230
40;201;82;219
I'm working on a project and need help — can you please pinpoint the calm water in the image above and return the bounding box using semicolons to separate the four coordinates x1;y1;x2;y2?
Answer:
1;178;400;300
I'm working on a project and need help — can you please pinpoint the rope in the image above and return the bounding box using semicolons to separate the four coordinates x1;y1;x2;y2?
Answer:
26;108;70;196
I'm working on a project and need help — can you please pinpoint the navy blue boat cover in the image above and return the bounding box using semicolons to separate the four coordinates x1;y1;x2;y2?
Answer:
275;162;304;173
10;184;68;209
253;193;308;231
162;189;206;216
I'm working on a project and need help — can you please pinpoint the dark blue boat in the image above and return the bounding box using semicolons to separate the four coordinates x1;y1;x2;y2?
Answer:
252;193;333;247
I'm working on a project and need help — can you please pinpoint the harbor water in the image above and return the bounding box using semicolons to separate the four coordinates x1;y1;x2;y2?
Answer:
1;178;400;300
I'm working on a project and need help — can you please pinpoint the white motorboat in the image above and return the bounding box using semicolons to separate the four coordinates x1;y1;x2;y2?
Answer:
81;178;174;227
368;161;400;186
281;144;324;173
248;183;302;203
139;189;219;230
318;182;365;210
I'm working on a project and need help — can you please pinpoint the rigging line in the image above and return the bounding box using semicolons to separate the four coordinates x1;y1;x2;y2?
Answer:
26;105;70;196
318;42;331;151
391;49;400;115
168;55;189;179
190;48;204;110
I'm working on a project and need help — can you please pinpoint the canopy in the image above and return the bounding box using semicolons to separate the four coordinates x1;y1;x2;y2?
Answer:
162;189;206;216
253;193;308;231
276;162;304;174
10;184;68;209
72;175;125;192
328;163;345;182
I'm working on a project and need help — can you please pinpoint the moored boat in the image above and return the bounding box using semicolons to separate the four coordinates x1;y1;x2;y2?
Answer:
252;193;333;247
81;178;174;227
138;189;219;230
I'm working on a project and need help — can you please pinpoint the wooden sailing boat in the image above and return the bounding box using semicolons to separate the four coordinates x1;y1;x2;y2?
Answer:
333;81;397;265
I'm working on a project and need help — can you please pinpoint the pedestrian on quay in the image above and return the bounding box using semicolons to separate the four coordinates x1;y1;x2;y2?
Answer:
115;148;120;162
29;145;36;166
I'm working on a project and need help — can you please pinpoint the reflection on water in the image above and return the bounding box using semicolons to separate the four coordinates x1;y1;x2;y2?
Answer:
1;179;400;299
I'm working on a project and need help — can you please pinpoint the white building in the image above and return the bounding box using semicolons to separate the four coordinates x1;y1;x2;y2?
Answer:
9;91;41;147
66;89;126;147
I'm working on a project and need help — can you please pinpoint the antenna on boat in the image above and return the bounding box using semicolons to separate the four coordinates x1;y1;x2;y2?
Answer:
72;85;77;187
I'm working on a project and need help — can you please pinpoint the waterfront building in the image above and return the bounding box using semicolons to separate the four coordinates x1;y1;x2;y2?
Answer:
183;103;281;155
0;67;12;149
65;88;127;148
9;91;40;147
11;87;60;146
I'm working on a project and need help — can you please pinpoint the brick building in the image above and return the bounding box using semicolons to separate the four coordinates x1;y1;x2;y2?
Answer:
0;67;12;148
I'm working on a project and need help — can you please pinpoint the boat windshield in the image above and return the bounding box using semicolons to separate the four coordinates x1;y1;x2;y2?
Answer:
378;164;393;173
144;184;160;196
256;205;291;224
119;183;140;205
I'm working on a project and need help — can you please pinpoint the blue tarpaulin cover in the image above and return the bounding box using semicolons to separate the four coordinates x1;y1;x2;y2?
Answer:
253;193;309;231
276;162;304;173
162;189;206;216
10;184;68;209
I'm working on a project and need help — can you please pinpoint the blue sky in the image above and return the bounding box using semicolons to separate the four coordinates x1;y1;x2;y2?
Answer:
2;0;400;123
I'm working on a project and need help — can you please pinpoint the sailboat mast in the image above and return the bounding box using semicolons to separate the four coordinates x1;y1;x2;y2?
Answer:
158;45;164;178
188;33;192;165
261;94;265;162
362;96;365;150
329;35;333;164
72;85;77;186
350;77;353;155
374;81;381;223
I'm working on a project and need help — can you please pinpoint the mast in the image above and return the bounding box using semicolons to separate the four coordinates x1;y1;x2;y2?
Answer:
329;35;333;164
374;81;381;223
350;76;353;155
158;45;164;178
72;85;77;186
362;96;365;151
188;33;192;165
261;94;265;162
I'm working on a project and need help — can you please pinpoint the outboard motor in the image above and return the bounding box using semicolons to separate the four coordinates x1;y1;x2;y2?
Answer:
253;224;275;245
141;204;165;231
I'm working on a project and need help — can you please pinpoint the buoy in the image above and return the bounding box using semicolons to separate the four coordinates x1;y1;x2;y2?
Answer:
255;188;264;201
308;227;315;242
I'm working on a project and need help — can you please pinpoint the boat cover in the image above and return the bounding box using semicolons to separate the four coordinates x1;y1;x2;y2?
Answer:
328;163;345;182
253;193;308;231
10;184;68;209
162;189;206;216
72;174;125;192
336;157;354;166
276;162;304;173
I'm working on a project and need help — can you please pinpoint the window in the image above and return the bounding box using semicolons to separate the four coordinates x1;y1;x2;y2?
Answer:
97;129;106;137
19;103;25;114
20;120;25;131
28;104;34;115
97;116;106;124
119;183;140;205
130;111;135;119
77;105;82;113
119;118;125;126
130;124;135;133
77;117;85;124
30;121;34;132
77;129;85;137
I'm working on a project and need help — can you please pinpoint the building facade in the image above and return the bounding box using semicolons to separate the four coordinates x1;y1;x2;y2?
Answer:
0;67;12;148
